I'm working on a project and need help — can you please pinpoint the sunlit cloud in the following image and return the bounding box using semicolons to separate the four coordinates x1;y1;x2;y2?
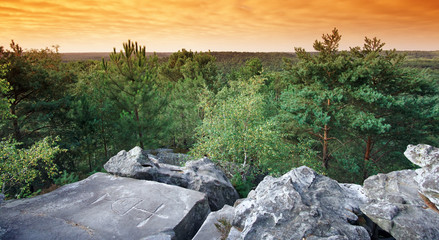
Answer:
0;0;438;52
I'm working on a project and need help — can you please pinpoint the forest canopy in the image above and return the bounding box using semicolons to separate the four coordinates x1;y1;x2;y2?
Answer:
1;29;438;198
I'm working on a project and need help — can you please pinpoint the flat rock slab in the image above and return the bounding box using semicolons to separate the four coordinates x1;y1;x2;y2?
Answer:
0;173;210;240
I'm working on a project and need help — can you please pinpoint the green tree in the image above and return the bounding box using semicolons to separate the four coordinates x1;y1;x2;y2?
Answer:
281;29;439;181
228;58;263;81
64;62;119;173
159;49;219;90
164;76;205;149
158;49;219;149
0;136;63;198
344;37;439;179
192;77;292;195
103;40;166;149
281;28;350;169
0;41;74;145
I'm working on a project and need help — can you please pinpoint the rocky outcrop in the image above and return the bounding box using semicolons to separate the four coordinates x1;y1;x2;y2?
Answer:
0;172;210;240
360;144;439;240
404;144;439;206
104;147;239;211
231;166;370;240
4;144;439;240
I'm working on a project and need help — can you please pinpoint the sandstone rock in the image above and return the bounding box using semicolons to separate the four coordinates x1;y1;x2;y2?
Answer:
103;146;159;179
404;144;439;167
231;166;370;240
185;158;239;211
193;204;234;240
149;149;193;166
104;147;239;211
361;170;439;240
404;144;439;206
0;173;210;240
226;227;242;240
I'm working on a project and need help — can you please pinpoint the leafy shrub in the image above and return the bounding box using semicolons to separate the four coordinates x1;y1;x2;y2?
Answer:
54;170;79;186
0;136;64;198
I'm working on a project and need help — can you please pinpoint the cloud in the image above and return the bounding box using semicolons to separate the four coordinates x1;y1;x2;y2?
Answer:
1;0;438;51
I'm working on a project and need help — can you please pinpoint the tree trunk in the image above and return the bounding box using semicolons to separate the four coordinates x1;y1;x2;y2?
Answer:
363;136;372;180
322;99;331;169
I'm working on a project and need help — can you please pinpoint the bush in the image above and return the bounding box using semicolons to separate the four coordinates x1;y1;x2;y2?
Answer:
0;136;64;198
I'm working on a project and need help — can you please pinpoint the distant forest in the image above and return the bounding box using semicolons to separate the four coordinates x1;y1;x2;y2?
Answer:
1;29;439;198
62;50;439;71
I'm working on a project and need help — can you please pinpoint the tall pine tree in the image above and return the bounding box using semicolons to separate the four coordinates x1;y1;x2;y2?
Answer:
102;40;166;149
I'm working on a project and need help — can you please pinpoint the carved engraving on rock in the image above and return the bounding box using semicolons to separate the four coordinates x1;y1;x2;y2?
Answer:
136;203;168;227
112;198;143;215
91;193;169;228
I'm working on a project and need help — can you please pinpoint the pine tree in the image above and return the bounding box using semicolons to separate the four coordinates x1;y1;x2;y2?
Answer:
280;29;439;181
102;40;166;149
281;28;350;169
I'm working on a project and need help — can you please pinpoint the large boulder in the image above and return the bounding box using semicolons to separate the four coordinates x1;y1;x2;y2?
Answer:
231;166;370;240
404;144;439;206
104;147;239;211
0;173;210;240
361;170;439;239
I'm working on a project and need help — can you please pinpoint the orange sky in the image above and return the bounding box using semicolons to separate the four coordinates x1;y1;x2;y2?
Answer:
1;0;438;52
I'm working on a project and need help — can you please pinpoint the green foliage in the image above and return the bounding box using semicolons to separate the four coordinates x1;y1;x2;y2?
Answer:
214;218;232;240
290;138;325;175
0;37;437;196
228;58;263;81
231;171;256;198
159;49;220;91
0;40;74;145
163;76;205;149
54;170;79;186
281;28;350;169
0;136;64;198
281;29;439;182
191;76;292;192
103;40;167;149
0;63;12;120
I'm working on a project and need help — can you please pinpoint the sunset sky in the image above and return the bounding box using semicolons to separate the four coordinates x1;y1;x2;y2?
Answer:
1;0;438;52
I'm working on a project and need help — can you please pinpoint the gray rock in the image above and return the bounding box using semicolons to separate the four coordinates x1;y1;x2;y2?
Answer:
104;147;239;211
361;170;439;240
193;205;234;240
226;227;242;240
185;158;239;211
404;144;439;206
232;166;370;240
103;146;160;179
149;149;193;166
404;144;439;167
0;172;210;240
